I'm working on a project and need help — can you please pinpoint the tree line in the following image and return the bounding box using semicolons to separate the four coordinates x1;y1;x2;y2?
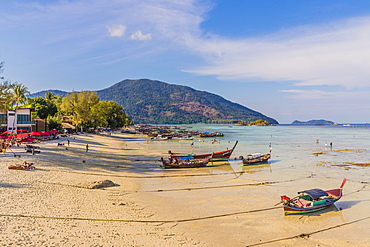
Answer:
0;61;133;131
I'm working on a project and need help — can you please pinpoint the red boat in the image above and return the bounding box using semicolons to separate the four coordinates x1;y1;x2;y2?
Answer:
169;141;238;161
281;178;347;215
161;156;211;169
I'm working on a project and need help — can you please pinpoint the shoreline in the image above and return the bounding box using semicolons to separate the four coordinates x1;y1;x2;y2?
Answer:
0;131;369;246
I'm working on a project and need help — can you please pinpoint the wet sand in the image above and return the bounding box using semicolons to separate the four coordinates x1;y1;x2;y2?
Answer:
0;132;369;246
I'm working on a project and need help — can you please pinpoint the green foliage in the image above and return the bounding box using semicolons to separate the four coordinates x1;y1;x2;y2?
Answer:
13;84;29;108
29;96;58;119
60;91;99;128
60;91;133;129
47;115;63;130
91;101;133;128
246;119;271;126
0;81;15;111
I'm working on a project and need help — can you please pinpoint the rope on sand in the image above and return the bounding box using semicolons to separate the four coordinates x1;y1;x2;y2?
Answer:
0;206;282;223
32;176;312;192
42;168;252;178
246;215;370;247
145;176;311;192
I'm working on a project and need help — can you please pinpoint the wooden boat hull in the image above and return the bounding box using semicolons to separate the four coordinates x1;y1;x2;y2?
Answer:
284;198;339;215
243;153;271;165
162;158;210;169
170;141;238;161
162;163;208;169
282;179;347;215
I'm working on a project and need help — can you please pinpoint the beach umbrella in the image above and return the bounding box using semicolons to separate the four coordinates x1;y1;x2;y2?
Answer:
16;133;32;138
0;135;14;139
30;132;43;135
1;130;13;135
48;130;61;134
40;131;50;135
17;129;28;132
19;136;37;143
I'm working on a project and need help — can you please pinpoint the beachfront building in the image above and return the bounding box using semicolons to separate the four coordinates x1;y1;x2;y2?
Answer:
0;108;36;133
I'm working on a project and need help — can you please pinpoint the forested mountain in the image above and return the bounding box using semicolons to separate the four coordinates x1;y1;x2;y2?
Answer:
30;90;68;98
31;79;278;124
96;79;278;124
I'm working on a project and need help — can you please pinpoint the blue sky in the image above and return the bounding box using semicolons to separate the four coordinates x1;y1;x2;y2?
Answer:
1;0;370;124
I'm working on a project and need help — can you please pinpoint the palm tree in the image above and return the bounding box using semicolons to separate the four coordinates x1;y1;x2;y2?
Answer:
45;91;56;103
0;82;14;111
0;82;14;131
13;84;29;108
11;84;30;132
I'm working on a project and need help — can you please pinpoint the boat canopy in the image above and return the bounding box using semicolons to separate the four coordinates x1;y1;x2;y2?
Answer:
178;156;194;159
247;153;262;158
299;189;328;200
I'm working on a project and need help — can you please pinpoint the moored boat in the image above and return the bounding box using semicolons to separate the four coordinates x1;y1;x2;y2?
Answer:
169;141;238;161
281;178;347;215
242;149;271;165
172;136;194;141
199;132;224;138
161;156;211;168
150;135;171;141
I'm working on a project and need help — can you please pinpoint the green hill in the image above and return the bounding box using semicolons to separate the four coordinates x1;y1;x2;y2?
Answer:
96;79;278;124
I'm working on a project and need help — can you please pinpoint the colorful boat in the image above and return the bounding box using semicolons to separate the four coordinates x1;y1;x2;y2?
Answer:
161;156;211;169
169;141;238;161
281;178;347;215
242;149;271;165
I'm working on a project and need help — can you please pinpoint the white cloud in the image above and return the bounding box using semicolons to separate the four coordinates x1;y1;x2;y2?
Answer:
279;89;336;99
130;30;152;41
108;24;126;37
183;16;370;89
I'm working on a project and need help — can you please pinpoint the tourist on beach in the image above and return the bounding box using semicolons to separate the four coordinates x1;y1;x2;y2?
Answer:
86;144;89;152
22;161;32;169
67;139;70;146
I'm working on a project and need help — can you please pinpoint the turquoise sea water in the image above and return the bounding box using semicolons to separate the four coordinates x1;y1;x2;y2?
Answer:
145;124;370;182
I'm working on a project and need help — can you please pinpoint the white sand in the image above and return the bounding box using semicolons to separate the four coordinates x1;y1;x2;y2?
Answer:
0;133;369;246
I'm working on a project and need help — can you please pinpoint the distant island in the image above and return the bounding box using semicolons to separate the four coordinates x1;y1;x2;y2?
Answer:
235;120;274;126
291;119;334;125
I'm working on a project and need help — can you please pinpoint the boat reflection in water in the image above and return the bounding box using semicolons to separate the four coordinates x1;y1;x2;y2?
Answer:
241;162;272;174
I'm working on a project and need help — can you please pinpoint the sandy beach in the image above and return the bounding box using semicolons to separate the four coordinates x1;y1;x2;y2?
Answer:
0;131;369;247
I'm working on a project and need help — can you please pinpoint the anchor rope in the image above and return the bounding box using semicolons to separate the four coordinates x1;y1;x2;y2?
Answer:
0;206;282;224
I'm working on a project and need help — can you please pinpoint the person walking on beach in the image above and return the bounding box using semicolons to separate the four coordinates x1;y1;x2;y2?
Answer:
86;144;89;152
67;139;70;146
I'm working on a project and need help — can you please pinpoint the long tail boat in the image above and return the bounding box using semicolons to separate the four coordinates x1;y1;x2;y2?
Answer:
161;156;211;169
242;149;272;165
169;141;238;161
281;178;347;215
